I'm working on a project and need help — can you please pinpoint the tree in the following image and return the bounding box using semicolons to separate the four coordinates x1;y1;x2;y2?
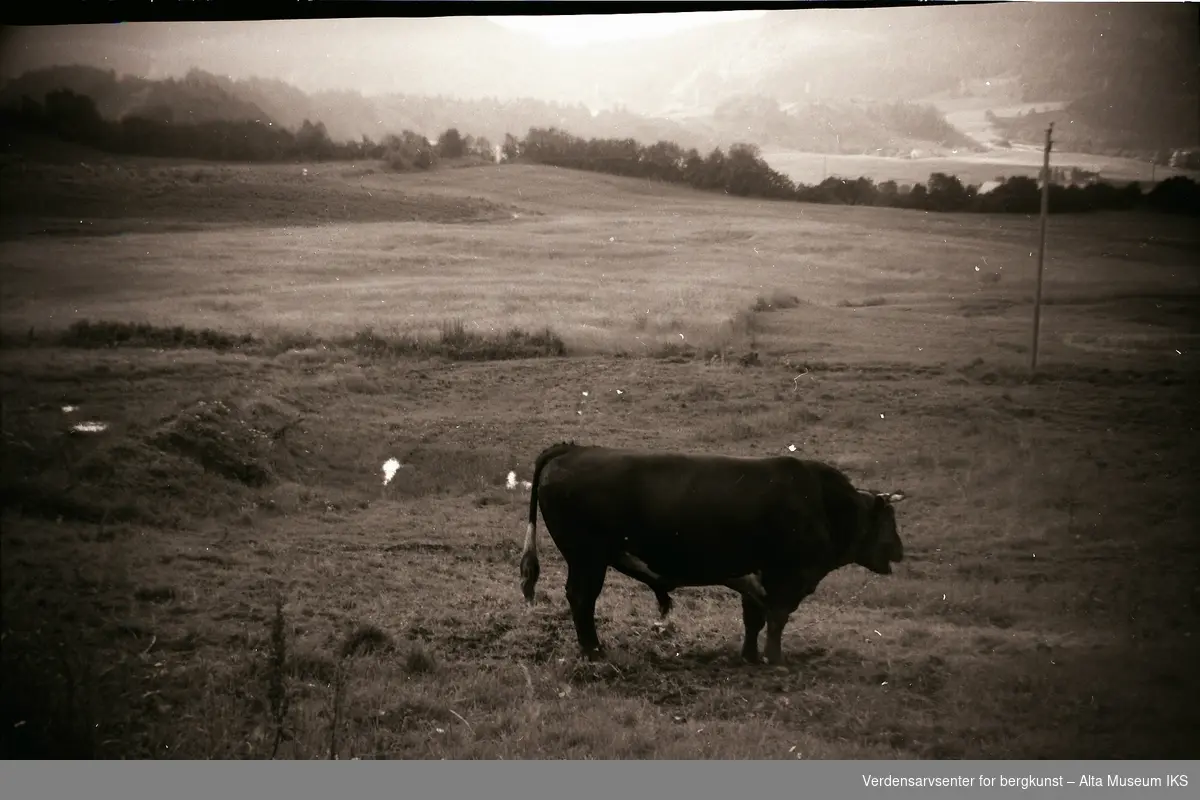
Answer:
641;140;686;182
384;130;440;172
502;133;520;161
926;172;970;211
437;127;466;158
473;135;494;161
43;89;106;144
296;119;335;160
1146;176;1199;215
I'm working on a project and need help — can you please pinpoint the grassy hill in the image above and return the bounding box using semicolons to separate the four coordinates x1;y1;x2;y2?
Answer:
0;65;718;153
2;151;1198;759
0;64;992;158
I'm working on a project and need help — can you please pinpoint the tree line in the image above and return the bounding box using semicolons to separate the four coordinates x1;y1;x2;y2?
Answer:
0;89;496;168
4;89;1197;216
514;126;1199;216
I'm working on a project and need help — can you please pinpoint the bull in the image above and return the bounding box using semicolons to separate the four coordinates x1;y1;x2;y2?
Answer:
519;441;906;665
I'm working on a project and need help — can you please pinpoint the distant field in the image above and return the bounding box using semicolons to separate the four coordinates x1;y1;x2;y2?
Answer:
761;145;1176;188
2;153;1198;759
3;159;1195;356
937;99;1070;149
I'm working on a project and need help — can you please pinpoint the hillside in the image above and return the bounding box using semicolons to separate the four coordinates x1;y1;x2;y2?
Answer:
2;4;1194;155
708;95;980;156
993;86;1199;160
658;4;1195;104
0;65;718;153
0;65;977;157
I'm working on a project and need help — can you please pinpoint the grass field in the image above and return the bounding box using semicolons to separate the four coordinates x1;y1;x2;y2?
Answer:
2;149;1199;759
761;145;1180;189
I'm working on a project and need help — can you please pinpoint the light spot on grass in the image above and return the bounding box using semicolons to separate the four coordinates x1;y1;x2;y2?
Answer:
382;457;402;485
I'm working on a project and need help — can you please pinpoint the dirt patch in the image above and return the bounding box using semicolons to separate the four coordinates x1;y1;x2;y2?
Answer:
959;297;1021;318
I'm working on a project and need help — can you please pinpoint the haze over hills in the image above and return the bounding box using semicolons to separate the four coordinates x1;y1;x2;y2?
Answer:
1;3;1196;157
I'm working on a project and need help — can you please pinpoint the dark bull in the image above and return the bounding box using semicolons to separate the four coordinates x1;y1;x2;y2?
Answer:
519;441;906;665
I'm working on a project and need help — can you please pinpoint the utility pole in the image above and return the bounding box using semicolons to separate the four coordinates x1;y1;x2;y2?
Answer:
1030;122;1054;378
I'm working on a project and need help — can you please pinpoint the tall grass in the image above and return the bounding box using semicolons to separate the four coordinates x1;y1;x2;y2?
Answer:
10;319;568;362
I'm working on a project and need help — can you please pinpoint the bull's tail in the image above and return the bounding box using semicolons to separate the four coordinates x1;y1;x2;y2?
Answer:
520;440;577;604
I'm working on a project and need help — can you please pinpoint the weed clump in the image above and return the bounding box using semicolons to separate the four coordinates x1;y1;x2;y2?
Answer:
53;320;255;351
266;595;290;759
753;290;802;312
12;319;569;363
343;321;567;362
403;643;439;675
340;625;394;659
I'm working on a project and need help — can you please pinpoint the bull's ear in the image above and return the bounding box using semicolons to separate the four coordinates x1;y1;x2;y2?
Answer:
878;491;907;503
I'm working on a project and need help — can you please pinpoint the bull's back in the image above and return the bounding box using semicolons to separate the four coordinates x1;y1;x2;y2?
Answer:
539;449;814;574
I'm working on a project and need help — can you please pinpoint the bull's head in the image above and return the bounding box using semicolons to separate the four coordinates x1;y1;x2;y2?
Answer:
857;490;906;575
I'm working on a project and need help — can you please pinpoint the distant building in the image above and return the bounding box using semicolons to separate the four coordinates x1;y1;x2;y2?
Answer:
1048;166;1101;187
1168;148;1200;170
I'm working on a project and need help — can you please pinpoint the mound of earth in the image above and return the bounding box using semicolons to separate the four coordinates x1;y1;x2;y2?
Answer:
150;398;278;488
2;393;308;527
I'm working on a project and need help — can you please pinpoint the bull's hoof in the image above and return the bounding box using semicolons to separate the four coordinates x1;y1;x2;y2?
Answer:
581;646;607;662
740;648;764;665
657;595;673;618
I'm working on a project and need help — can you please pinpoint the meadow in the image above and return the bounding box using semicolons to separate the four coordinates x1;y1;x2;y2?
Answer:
760;145;1178;189
766;96;1186;189
2;151;1198;759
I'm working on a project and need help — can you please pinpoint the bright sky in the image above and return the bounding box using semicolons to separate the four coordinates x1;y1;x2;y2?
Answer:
488;10;768;48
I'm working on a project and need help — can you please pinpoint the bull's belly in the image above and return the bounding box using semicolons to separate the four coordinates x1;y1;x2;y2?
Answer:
626;535;762;585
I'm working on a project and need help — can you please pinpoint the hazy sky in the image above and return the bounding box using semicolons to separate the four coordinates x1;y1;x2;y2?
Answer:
487;10;768;48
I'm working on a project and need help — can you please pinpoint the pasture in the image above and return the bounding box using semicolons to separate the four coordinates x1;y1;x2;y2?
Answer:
760;145;1176;189
2;153;1199;759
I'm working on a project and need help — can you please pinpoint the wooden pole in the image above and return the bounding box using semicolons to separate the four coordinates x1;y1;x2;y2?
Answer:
1030;122;1053;378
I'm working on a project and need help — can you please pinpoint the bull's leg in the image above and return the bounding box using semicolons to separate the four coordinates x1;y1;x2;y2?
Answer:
740;595;766;664
763;608;791;666
565;560;608;660
653;588;673;619
759;566;821;667
612;552;673;618
724;574;768;608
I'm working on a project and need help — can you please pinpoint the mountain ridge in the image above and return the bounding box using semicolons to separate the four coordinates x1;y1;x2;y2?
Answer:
1;4;1194;155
